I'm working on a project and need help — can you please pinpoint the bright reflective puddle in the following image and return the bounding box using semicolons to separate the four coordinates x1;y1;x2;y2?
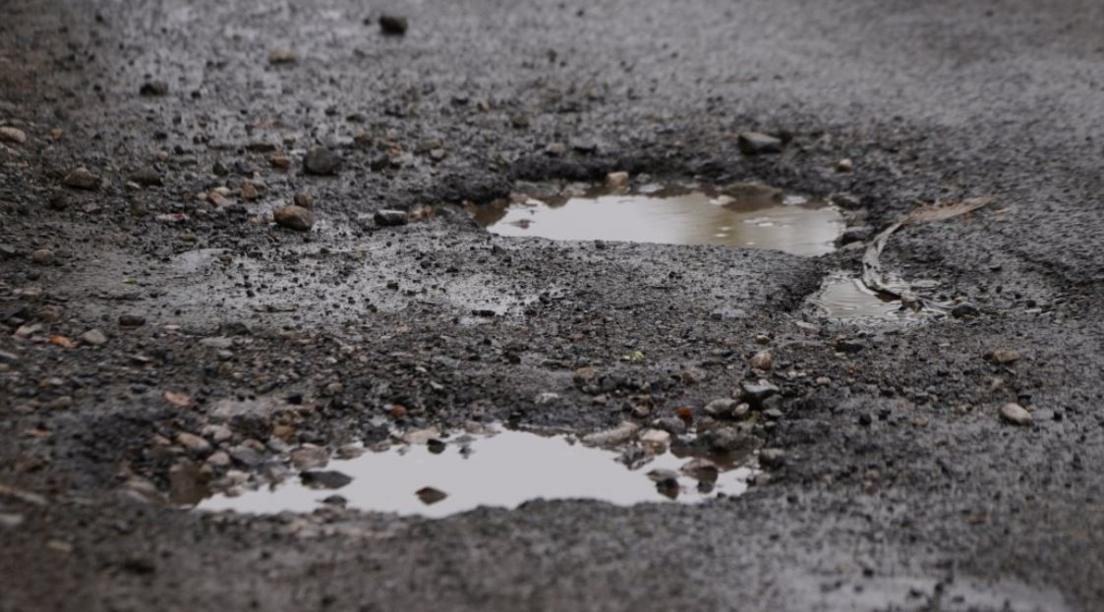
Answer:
199;428;757;517
471;182;844;257
810;272;938;325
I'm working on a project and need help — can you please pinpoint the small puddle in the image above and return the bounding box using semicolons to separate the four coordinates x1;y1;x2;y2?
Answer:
198;427;757;517
471;182;844;256
810;273;937;325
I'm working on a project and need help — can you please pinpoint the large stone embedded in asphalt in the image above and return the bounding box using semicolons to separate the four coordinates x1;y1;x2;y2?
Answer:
999;403;1033;426
737;132;783;155
741;379;780;406
273;205;314;231
300;470;353;490
374;209;408;227
303;147;342;175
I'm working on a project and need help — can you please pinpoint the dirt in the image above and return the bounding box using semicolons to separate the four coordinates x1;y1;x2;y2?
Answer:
2;0;1104;610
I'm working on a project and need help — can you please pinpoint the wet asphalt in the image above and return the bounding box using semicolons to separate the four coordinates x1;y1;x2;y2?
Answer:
1;0;1103;610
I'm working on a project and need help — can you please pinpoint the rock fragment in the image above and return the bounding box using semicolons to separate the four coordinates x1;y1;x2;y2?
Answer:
300;470;352;490
268;49;297;64
749;350;773;371
303;147;341;175
62;167;99;190
118;314;146;327
582;421;640;447
378;15;409;35
0;127;27;144
374;209;408;227
273;205;314;231
415;487;447;505
737;132;783;155
139;81;169;96
999;403;1032;426
80;329;107;345
988;348;1020;364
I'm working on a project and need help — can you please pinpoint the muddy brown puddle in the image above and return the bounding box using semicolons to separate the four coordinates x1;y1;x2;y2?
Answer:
199;428;757;518
471;182;844;257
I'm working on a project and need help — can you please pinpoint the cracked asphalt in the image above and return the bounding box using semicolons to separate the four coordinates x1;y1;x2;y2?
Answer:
1;0;1103;610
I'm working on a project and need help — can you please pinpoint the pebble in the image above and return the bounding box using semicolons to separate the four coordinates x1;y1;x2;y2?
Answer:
581;421;640;447
702;427;757;453
206;451;231;468
0;126;27;144
835;158;854;172
303;147;341;175
415;487;448;505
951;303;980;318
737;132;783;155
741;379;779;404
988;348;1021;365
374;209;408;227
273;205;314;231
544;142;567;156
176;432;212;453
639;428;671;448
999;403;1033;426
118;314;146;327
290;446;329;470
139;81;169;96
80;329;107;345
62;167;99;190
749;350;773;370
379;14;409;35
838;225;874;244
300;470;352;490
30;249;53;265
646;468;680;484
703;398;740;418
605;171;629;189
268;49;297;64
759;448;787;469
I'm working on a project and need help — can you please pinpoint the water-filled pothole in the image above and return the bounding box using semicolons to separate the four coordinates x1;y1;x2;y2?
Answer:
199;426;757;517
809;273;939;325
471;181;844;256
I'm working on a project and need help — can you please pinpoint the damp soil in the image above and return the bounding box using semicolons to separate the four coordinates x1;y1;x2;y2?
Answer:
199;428;755;517
471;183;844;256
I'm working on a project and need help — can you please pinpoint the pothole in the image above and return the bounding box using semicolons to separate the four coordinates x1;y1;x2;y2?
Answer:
198;424;759;517
809;272;941;325
470;180;845;256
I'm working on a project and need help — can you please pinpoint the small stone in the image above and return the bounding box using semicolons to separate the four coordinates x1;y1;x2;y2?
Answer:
80;329;107;345
703;398;740;419
300;470;352;489
303;147;341;175
749;350;773;371
290;446;329;470
951;303;980;318
206;451;231;468
30;249;53;265
62;167;99;190
0;126;27;144
653;416;687;436
702;427;758;453
239;181;259;201
834;337;865;353
582;421;640;447
139;81;169;96
741;379;779;405
0;513;24;528
605;171;629;189
544;142;566;156
999;403;1032;426
378;14;409;35
293;192;314;209
415;486;447;505
639;428;671;448
268;49;297;64
988;348;1021;365
835;158;854;173
168;461;207;505
273;205;314;231
176;432;212;453
573;366;598;386
269;153;291;169
838;225;875;245
646;468;680;484
763;408;784;421
737;132;783;155
130;167;163;187
374;209;408;227
118;314;146;327
759;448;786;469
